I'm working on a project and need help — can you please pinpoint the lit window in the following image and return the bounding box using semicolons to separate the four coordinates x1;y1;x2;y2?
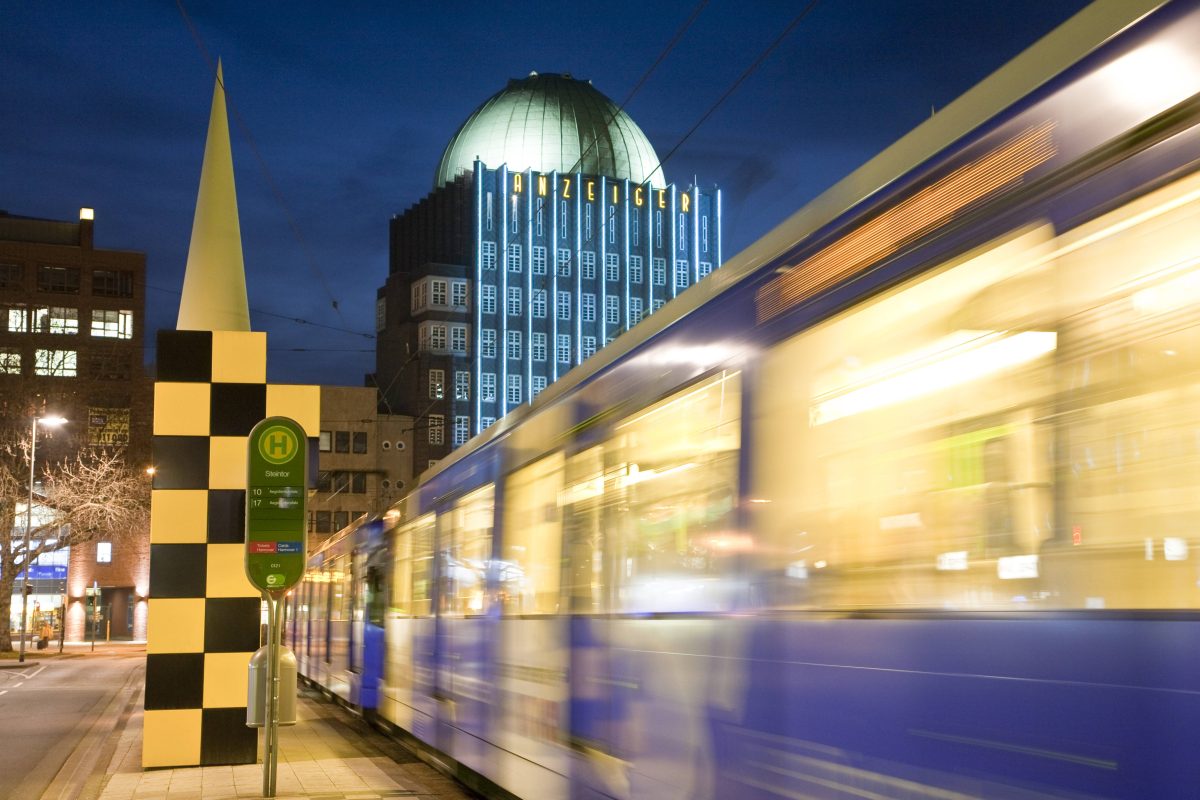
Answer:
2;304;27;333
428;415;444;445
531;332;547;362
455;371;470;400
508;243;522;272
96;542;112;563
507;374;522;404
582;294;596;322
605;296;619;324
482;241;497;270
481;329;497;358
557;292;571;320
556;335;571;363
508;287;522;316
0;347;19;375
35;306;78;334
429;369;445;399
676;259;690;290
652;258;666;286
532;289;546;318
451;281;468;308
532;246;547;275
453;416;470;446
582;336;597;359
319;430;331;451
481;285;496;314
450;325;467;354
507;330;521;360
431;279;448;306
90;309;132;339
34;349;76;376
582;251;596;280
481;372;497;401
556;248;571;276
605;253;619;282
629;255;643;284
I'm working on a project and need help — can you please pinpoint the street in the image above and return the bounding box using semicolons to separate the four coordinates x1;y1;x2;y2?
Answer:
0;646;143;800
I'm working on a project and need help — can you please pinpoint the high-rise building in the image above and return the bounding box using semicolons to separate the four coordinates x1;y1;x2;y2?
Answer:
375;73;723;469
0;207;150;641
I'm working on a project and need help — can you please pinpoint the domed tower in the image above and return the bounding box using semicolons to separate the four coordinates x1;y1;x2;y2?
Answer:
375;72;722;470
435;72;665;190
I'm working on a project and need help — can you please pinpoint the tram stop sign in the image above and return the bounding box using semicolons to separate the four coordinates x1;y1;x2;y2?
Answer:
245;417;308;594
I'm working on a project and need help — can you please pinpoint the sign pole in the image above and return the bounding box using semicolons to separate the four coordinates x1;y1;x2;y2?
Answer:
263;590;283;797
244;417;308;800
91;580;98;652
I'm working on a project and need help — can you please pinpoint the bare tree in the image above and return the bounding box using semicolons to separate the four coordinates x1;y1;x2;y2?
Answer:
0;448;148;652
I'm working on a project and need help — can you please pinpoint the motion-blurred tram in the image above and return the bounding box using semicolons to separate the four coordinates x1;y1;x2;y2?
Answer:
291;2;1200;797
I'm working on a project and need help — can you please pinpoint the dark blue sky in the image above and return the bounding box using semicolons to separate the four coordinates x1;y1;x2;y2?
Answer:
2;1;1088;386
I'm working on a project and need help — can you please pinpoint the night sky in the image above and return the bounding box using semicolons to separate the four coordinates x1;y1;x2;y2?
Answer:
3;1;1089;386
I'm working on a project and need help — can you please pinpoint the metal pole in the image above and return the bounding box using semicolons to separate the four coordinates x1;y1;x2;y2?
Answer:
91;580;97;652
262;591;283;797
18;418;36;664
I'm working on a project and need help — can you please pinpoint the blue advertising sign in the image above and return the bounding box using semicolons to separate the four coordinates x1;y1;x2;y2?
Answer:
17;564;67;581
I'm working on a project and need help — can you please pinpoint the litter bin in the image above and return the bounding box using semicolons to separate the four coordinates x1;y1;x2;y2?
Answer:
246;645;298;727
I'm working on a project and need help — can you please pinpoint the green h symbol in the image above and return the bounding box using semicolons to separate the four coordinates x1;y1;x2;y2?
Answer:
267;432;289;456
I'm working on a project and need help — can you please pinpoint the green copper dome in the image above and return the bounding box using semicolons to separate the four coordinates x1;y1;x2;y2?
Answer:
435;72;665;189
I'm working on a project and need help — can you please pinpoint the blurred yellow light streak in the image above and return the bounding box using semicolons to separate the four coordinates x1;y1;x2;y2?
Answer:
810;330;1057;425
757;123;1057;323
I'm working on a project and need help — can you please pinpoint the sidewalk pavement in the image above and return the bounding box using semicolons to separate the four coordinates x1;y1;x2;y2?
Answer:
28;644;480;800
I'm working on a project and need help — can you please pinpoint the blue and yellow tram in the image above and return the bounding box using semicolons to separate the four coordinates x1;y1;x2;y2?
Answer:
293;2;1200;797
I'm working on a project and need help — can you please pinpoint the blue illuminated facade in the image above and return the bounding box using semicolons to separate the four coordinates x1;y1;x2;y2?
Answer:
374;72;723;467
374;161;722;467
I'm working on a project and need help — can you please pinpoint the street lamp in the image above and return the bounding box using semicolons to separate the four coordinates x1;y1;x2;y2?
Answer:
19;415;66;663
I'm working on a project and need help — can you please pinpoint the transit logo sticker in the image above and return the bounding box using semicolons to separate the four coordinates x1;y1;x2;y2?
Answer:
258;425;298;465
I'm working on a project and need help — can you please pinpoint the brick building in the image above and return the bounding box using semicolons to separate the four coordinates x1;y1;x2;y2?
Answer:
0;208;150;641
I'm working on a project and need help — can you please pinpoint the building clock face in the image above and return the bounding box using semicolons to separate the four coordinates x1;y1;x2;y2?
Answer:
245;417;308;594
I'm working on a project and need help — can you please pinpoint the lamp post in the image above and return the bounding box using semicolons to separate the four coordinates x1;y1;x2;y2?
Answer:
19;415;66;663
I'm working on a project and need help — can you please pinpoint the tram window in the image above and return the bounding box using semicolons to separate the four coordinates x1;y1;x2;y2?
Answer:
502;453;564;614
392;523;414;615
366;562;387;627
561;372;742;614
756;170;1200;611
409;515;435;617
440;486;493;616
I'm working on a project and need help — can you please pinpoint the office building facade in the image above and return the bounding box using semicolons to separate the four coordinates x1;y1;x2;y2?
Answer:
375;73;723;469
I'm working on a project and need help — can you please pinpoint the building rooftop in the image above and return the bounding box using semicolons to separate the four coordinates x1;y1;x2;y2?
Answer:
434;72;665;189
